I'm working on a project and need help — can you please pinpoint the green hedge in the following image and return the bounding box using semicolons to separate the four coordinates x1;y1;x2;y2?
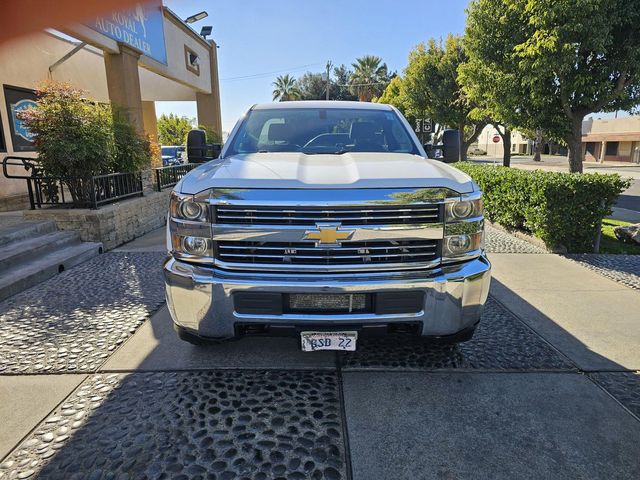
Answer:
455;163;631;252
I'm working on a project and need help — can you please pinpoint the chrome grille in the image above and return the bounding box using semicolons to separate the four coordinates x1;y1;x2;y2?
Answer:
215;205;441;226
216;240;440;267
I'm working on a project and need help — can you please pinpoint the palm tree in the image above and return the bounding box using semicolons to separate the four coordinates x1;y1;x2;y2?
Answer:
272;74;301;101
349;55;389;102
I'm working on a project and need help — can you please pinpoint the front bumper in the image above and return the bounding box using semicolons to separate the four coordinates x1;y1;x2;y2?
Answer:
164;255;492;339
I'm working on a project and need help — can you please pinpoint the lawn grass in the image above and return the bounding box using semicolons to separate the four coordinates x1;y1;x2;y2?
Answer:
599;218;640;254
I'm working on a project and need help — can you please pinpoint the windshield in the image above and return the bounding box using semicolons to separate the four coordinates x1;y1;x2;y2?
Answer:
161;147;177;156
226;107;419;155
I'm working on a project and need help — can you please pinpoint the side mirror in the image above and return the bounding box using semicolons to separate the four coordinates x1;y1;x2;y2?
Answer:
187;129;222;163
442;129;460;163
187;129;208;163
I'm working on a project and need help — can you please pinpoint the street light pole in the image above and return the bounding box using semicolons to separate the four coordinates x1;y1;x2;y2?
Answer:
325;60;332;100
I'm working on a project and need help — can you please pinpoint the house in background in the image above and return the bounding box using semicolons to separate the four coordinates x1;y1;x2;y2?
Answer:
582;116;640;164
472;125;532;157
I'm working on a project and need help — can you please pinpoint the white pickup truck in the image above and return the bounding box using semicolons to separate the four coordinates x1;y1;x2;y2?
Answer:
164;101;491;352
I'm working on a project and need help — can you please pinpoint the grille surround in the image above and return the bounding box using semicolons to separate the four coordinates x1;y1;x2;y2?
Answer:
210;202;444;272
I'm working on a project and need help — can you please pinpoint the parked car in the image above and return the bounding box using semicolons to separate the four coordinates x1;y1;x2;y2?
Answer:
161;146;186;166
164;101;490;351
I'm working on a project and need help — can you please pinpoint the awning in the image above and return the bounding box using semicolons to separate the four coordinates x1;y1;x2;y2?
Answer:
582;133;640;142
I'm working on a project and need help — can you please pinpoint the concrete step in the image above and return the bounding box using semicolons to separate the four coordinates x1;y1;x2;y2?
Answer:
0;242;103;302
0;220;58;247
0;230;83;271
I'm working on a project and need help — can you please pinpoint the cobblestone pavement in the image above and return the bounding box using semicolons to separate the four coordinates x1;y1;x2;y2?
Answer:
590;371;640;419
0;371;346;480
564;254;640;290
2;233;640;479
0;252;166;374
340;297;573;371
484;225;547;254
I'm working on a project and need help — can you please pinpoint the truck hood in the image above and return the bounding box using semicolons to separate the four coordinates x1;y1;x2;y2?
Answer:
178;152;475;194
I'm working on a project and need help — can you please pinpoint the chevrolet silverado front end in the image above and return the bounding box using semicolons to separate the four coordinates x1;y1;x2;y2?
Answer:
164;101;491;351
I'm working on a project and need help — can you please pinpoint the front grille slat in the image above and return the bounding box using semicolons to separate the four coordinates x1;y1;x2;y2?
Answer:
216;204;441;226
216;240;440;267
217;214;439;222
217;244;437;251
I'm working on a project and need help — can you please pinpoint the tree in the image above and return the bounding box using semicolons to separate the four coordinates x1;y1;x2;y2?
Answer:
272;74;301;101
332;64;358;101
297;72;327;100
157;113;192;146
350;55;389;102
376;76;409;114
403;36;488;161
464;0;640;173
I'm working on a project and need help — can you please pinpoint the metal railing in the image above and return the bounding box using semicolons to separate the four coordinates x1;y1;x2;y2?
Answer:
154;163;199;191
91;172;143;208
2;156;143;209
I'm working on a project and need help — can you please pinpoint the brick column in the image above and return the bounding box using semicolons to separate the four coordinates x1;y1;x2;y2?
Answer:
104;44;144;134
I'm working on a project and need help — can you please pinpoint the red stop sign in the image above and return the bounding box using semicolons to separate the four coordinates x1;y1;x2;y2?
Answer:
492;135;501;143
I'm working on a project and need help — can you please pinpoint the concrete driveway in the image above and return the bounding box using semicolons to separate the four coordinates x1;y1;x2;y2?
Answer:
1;226;639;479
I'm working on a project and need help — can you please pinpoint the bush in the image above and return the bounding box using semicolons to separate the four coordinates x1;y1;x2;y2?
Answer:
455;162;631;252
112;108;154;173
19;82;113;203
20;81;154;205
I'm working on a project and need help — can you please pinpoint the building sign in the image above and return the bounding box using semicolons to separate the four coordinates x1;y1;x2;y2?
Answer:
414;118;432;133
3;85;37;152
85;0;167;65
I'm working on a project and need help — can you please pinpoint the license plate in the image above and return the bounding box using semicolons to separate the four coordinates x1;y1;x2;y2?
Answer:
300;331;358;352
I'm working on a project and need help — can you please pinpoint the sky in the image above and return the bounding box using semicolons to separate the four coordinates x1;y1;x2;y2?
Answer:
158;0;469;133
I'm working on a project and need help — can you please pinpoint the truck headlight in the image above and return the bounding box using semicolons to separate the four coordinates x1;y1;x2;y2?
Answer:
183;236;209;255
445;198;483;221
443;231;483;258
170;191;209;222
443;194;484;261
171;233;212;258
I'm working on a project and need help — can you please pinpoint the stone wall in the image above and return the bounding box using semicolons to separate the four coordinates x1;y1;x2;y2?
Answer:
0;193;30;212
24;191;169;251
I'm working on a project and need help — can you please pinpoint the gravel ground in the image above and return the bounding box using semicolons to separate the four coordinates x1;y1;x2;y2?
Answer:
564;254;640;290
340;297;573;371
0;252;166;374
484;225;547;254
0;371;347;480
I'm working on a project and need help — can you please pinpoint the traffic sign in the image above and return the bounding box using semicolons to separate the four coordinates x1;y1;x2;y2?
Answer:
492;135;501;143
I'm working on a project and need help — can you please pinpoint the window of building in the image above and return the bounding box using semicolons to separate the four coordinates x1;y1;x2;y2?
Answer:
605;141;619;156
0;114;6;152
586;142;597;155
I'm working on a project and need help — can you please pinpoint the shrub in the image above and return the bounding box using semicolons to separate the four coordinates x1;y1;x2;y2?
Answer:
455;162;631;252
20;81;154;205
19;81;113;204
112;108;153;173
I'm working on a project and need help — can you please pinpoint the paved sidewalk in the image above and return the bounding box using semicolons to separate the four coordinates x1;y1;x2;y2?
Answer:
1;227;639;479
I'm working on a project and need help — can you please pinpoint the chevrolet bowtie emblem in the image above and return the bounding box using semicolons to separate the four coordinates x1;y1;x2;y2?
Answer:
304;223;355;246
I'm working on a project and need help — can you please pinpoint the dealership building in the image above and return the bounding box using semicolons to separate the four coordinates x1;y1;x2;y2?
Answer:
0;1;222;211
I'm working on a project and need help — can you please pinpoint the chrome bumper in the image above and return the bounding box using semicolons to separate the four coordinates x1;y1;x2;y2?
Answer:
164;255;491;339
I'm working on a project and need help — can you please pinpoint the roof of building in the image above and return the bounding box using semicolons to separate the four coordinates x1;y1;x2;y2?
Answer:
251;101;394;111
